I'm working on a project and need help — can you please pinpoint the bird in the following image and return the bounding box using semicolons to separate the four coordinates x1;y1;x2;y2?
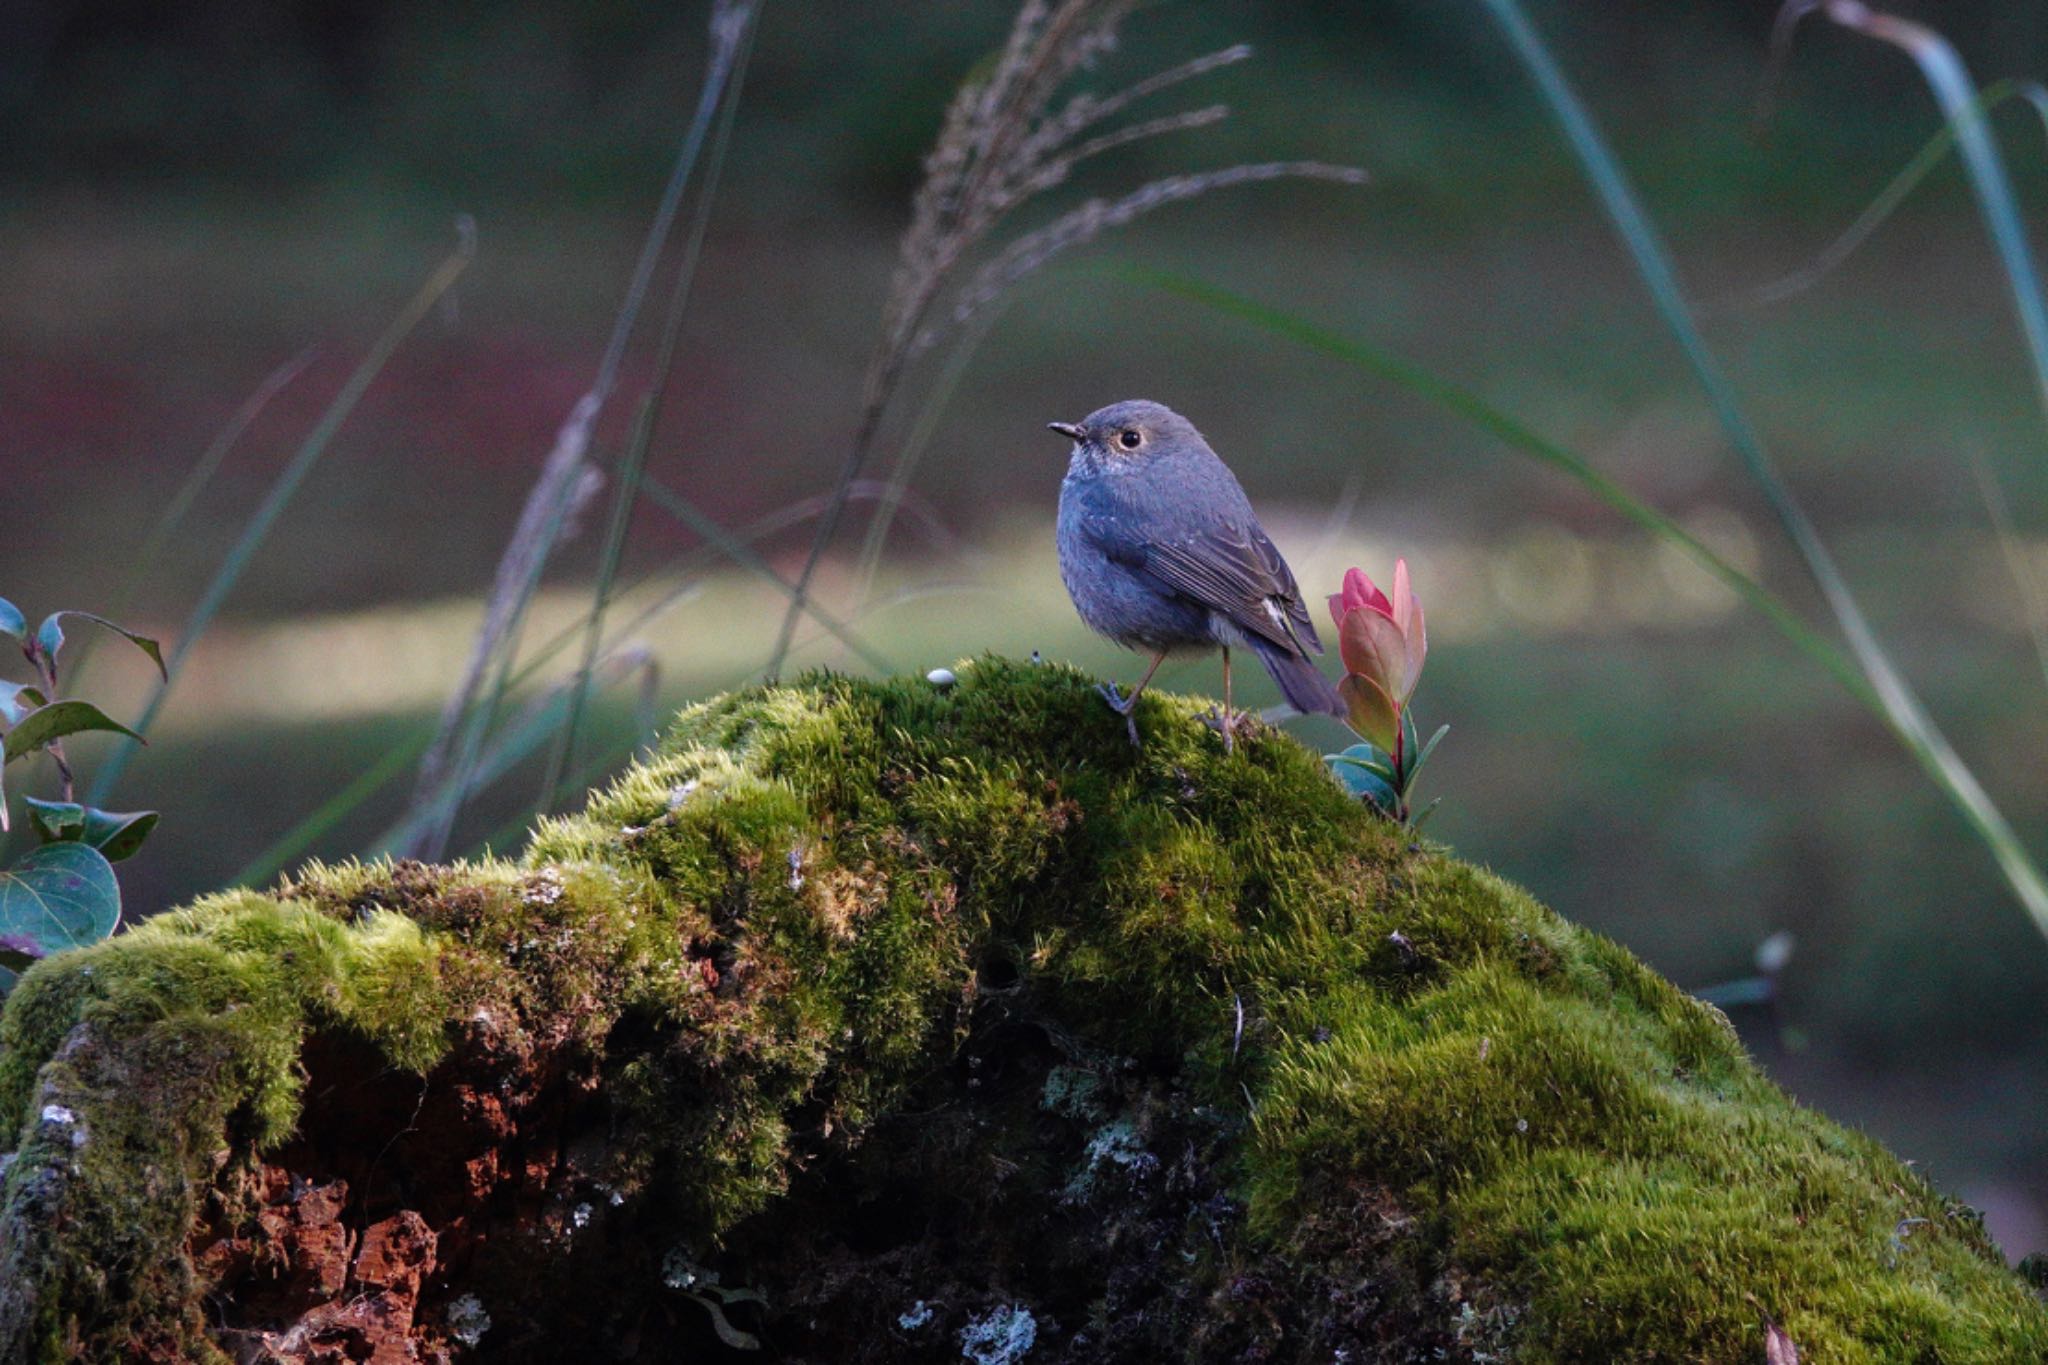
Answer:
1047;399;1342;751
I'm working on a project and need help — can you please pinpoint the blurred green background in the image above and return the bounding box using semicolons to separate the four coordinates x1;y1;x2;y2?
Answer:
7;0;2048;1259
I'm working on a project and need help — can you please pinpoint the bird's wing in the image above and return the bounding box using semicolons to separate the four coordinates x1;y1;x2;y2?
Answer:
1137;521;1324;657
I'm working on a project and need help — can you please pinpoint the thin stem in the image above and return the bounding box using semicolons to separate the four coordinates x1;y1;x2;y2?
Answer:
407;0;761;857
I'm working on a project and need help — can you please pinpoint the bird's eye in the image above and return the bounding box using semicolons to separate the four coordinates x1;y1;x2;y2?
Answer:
1118;429;1141;450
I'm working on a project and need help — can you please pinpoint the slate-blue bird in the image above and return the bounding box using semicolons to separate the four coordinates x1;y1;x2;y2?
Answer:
1048;399;1343;750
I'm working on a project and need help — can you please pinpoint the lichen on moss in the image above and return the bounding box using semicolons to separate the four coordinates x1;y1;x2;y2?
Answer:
0;655;2041;1362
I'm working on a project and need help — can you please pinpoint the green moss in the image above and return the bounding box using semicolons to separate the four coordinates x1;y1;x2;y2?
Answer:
1;656;2041;1360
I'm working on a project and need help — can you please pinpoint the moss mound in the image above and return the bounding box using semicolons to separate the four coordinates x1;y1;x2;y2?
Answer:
0;657;2041;1362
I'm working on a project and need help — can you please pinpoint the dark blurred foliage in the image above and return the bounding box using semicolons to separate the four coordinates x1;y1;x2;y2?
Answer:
6;0;2047;214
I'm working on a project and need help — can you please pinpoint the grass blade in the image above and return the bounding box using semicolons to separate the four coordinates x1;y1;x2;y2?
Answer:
1137;263;2048;937
67;348;317;691
1724;77;2048;311
639;475;900;672
850;307;1005;607
88;232;474;803
1783;3;2048;429
1477;0;2048;937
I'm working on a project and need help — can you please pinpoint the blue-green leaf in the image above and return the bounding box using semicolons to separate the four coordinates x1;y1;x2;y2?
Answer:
0;682;48;727
81;806;160;862
40;611;167;680
0;598;23;642
1331;741;1395;782
1327;753;1399;811
22;796;159;860
0;842;121;959
3;700;146;764
24;797;85;843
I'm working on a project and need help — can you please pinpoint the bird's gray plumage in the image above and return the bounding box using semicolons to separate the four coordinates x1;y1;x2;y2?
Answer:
1050;399;1342;734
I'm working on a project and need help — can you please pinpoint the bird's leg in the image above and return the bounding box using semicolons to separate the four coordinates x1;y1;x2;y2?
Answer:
1203;646;1238;754
1098;650;1167;748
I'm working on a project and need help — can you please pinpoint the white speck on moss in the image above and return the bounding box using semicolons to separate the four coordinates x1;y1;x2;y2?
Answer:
1039;1065;1103;1119
524;868;565;906
571;1201;592;1229
667;780;699;810
663;1246;719;1291
927;667;957;689
899;1300;934;1330
960;1304;1036;1363
39;1105;86;1146
1065;1117;1156;1198
447;1293;491;1347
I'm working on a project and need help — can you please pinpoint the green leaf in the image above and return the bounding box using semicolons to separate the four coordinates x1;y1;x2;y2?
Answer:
1411;797;1445;832
24;797;85;843
0;598;23;641
41;611;167;680
25;799;157;862
0;842;121;959
1408;724;1451;781
0;682;48;727
82;807;160;862
3;700;146;764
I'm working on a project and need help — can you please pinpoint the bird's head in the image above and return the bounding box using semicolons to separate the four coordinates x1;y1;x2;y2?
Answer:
1046;399;1204;471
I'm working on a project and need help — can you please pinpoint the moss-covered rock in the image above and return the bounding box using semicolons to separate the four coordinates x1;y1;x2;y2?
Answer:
0;657;2040;1362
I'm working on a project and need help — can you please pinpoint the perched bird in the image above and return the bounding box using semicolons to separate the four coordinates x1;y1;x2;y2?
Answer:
1048;399;1342;750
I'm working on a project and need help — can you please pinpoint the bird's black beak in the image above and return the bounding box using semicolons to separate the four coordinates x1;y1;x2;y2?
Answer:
1047;421;1086;442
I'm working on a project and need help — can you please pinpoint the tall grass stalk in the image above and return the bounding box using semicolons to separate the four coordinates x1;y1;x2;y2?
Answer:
88;234;474;803
406;0;760;858
1474;0;2048;936
542;3;759;810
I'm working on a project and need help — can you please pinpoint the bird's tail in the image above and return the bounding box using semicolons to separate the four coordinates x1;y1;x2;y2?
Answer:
1246;637;1344;718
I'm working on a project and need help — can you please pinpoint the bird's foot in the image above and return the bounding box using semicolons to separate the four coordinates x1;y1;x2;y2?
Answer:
1096;682;1143;748
1202;705;1238;755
